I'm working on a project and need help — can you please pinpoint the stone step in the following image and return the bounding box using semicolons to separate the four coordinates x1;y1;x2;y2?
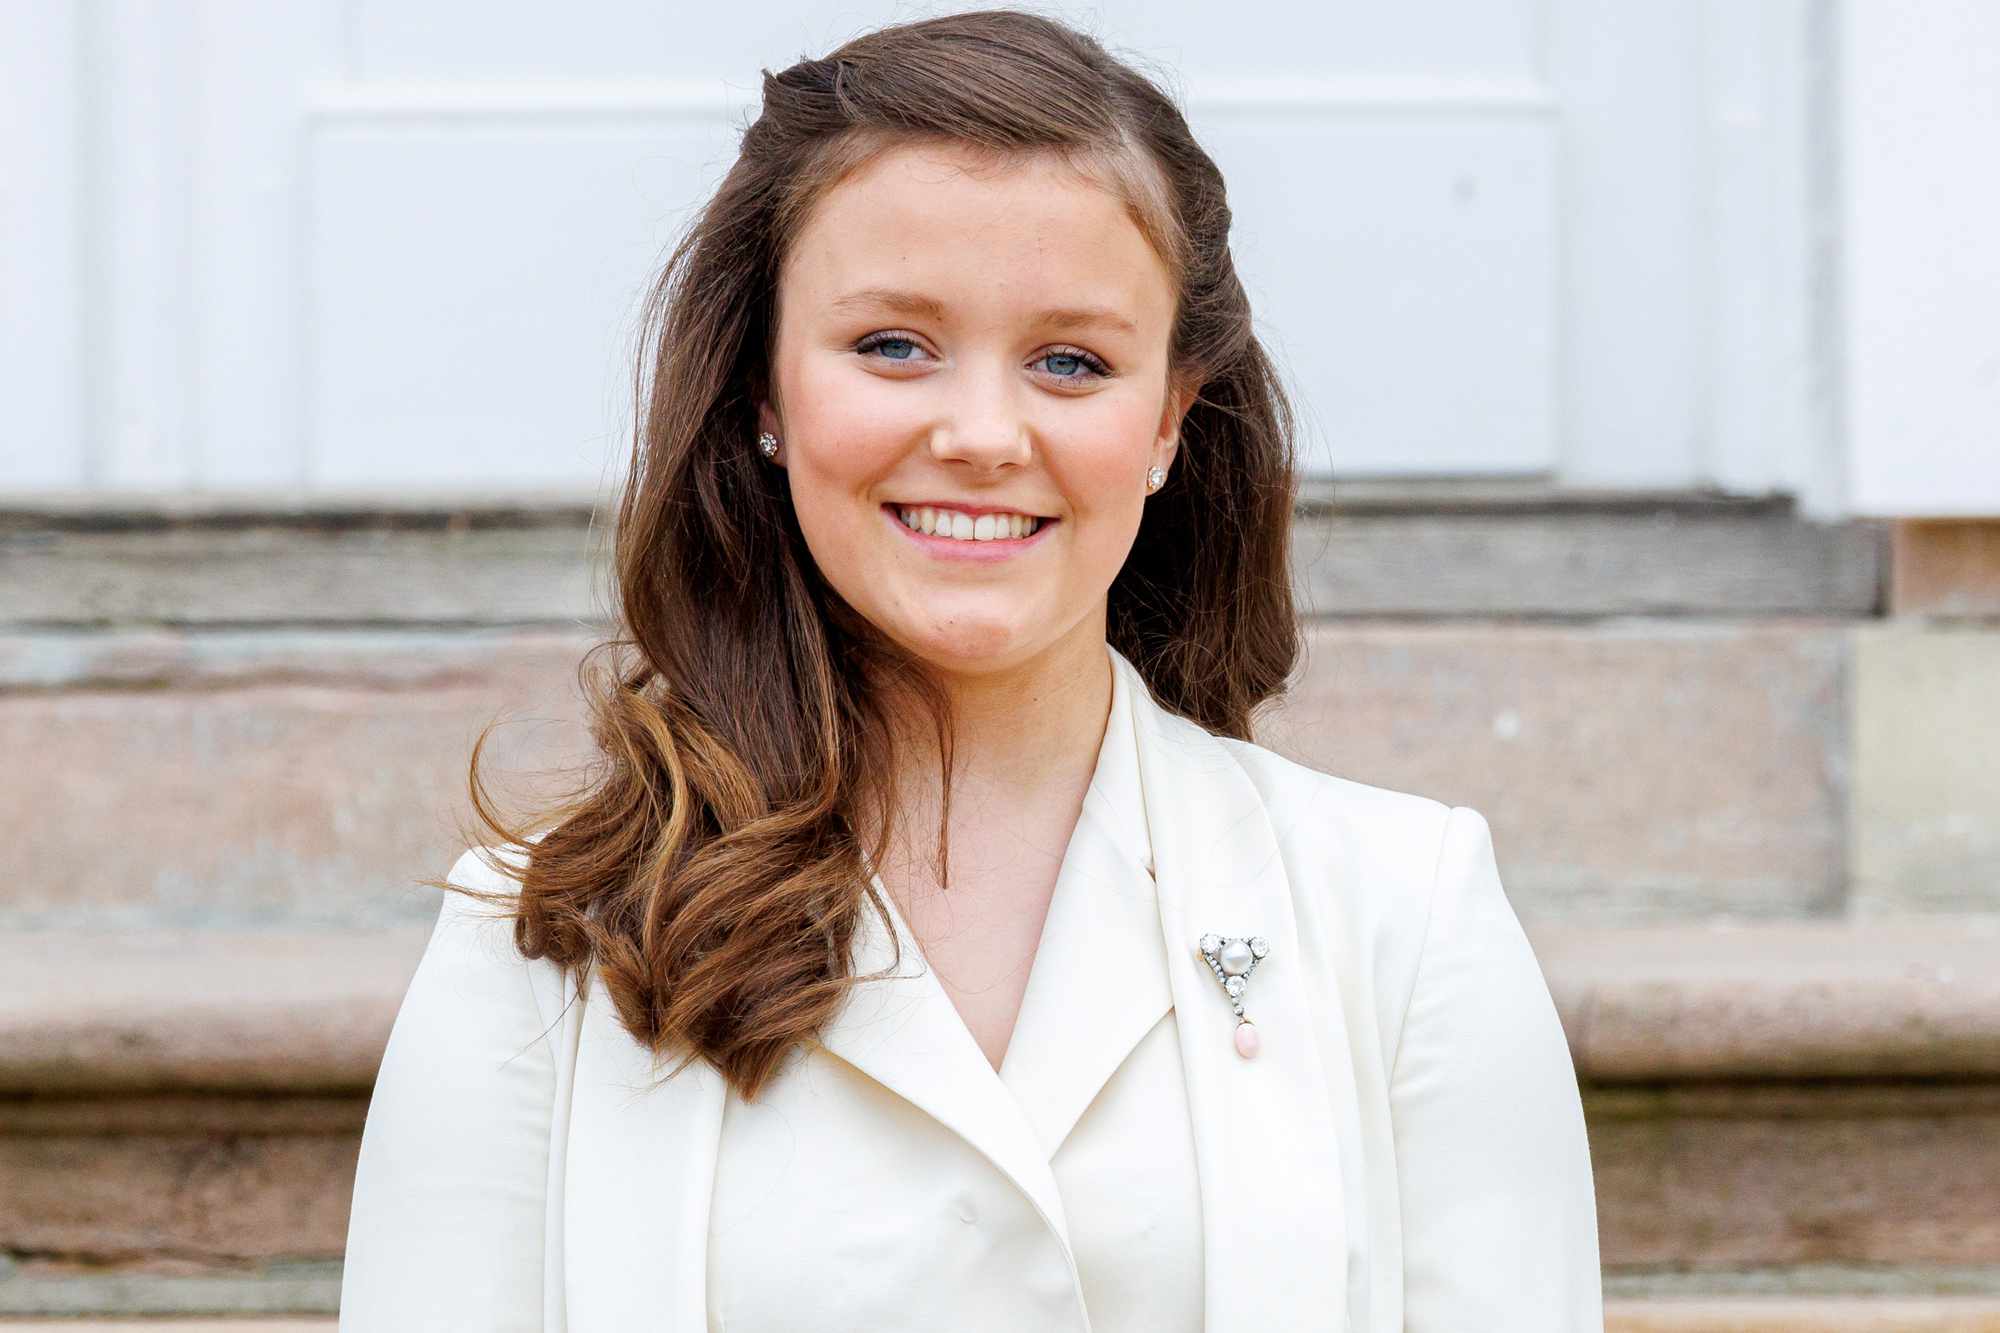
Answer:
10;615;1992;926
1610;1298;2000;1331
2;920;1996;1315
5;1278;2000;1328
4;1300;2000;1329
0;1304;1993;1329
0;485;1885;625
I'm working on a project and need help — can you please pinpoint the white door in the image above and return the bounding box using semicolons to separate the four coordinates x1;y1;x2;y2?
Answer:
1;0;1825;503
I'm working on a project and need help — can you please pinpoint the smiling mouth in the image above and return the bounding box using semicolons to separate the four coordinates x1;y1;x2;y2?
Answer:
884;503;1055;542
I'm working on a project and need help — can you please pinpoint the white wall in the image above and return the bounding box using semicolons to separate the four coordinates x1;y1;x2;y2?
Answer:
1;0;1836;507
1839;0;2000;517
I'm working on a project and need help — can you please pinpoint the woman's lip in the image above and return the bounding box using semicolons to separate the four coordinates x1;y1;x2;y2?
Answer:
886;500;1053;519
880;503;1058;559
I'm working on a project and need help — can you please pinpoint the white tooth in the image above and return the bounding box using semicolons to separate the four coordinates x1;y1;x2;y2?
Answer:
973;514;996;540
1004;514;1020;538
950;512;974;540
900;508;918;529
1025;517;1039;535
921;507;940;535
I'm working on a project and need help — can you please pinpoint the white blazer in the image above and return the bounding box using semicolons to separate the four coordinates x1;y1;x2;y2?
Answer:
340;644;1601;1331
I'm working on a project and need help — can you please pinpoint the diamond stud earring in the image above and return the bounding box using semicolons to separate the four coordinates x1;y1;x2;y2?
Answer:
758;432;779;459
1146;465;1166;492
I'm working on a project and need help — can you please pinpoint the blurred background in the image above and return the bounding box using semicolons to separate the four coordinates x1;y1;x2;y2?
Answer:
2;1;1997;1329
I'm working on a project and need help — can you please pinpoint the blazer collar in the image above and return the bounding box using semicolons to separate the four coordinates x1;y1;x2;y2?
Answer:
559;642;1348;1330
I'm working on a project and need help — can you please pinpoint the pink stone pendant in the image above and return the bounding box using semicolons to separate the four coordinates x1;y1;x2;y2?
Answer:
1196;931;1271;1059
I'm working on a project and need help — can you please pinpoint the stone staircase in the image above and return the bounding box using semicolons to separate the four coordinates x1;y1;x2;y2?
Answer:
4;484;1996;1327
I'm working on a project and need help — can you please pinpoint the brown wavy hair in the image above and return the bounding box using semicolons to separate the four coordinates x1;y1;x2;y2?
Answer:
440;7;1302;1104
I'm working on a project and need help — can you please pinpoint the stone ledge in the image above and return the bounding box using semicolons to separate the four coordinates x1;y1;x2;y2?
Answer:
0;479;1809;524
0;1268;1997;1327
1587;1083;2000;1266
2;620;1867;926
0;1309;1995;1331
0;490;1884;623
2;1305;1996;1331
4;920;1999;1092
1537;918;2000;1080
0;931;429;1095
1606;1299;2000;1331
0;1260;341;1319
1605;1263;2000;1299
0;1324;332;1331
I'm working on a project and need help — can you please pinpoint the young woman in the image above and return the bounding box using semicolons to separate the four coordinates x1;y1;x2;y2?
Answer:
338;10;1601;1330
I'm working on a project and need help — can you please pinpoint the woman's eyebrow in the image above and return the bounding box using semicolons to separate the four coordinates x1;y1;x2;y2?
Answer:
831;287;949;323
829;287;1137;335
1034;305;1138;336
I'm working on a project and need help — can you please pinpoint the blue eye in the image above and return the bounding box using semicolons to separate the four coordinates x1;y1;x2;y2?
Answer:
1037;346;1110;380
856;333;922;361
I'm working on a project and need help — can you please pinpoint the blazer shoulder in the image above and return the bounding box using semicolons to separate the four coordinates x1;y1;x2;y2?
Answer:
1212;737;1517;1079
420;839;570;1049
1213;733;1456;864
1211;733;1467;941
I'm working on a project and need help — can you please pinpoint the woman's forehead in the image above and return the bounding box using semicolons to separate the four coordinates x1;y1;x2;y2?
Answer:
782;143;1175;324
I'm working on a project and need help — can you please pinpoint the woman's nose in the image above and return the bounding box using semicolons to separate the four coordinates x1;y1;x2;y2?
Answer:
928;362;1033;469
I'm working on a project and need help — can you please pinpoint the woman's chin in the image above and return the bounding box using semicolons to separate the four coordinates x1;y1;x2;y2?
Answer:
891;620;1040;673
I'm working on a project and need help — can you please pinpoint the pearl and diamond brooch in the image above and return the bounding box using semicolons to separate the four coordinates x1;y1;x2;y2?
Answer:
1196;932;1270;1059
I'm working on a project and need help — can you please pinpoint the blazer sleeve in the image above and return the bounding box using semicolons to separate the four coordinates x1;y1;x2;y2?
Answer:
339;850;555;1332
1390;805;1603;1331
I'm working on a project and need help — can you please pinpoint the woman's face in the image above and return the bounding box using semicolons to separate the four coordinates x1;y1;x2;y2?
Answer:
760;141;1187;678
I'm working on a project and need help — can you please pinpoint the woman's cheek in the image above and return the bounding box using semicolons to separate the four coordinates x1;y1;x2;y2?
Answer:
1069;420;1155;515
812;379;929;468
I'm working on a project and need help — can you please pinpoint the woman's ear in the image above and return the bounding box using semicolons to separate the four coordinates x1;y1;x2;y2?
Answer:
1155;376;1196;470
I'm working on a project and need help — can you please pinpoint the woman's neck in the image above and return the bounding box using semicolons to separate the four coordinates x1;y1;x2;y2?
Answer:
867;631;1113;885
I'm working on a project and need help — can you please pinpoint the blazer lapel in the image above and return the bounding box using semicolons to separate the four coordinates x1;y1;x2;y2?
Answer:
995;825;1171;1160
998;644;1173;1160
1118;646;1351;1328
814;880;1074;1246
